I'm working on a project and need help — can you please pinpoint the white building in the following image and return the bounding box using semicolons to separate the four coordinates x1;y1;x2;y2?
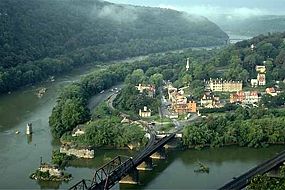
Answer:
139;106;151;118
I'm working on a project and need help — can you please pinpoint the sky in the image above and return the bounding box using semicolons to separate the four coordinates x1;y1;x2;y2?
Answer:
106;0;285;17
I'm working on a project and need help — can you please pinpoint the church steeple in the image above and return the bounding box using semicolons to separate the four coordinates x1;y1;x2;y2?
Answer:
186;58;190;71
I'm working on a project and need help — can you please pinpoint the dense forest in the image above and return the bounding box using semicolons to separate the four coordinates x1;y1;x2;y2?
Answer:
0;0;228;94
213;15;285;36
182;106;285;149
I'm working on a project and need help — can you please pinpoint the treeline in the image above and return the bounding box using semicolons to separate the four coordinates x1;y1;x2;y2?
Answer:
70;116;147;148
0;0;227;94
61;102;147;148
183;107;285;148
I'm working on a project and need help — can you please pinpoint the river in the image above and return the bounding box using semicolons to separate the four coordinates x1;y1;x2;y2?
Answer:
0;55;284;189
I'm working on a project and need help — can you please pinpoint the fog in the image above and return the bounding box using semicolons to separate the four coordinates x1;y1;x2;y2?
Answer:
107;0;285;18
92;4;138;23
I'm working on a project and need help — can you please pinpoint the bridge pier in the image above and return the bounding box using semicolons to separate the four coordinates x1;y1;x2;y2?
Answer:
119;168;139;185
136;157;153;171
164;138;181;149
150;147;166;160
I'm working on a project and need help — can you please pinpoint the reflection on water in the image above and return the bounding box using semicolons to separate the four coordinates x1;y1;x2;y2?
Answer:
27;134;33;144
37;180;62;189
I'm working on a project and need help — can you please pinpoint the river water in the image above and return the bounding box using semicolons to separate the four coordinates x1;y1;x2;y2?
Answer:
0;58;284;189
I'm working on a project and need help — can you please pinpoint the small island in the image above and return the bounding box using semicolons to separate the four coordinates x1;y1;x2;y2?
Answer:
30;163;71;182
30;151;73;182
194;161;209;173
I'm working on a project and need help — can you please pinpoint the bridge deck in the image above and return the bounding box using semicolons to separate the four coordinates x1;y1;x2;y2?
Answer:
87;133;175;190
219;149;285;190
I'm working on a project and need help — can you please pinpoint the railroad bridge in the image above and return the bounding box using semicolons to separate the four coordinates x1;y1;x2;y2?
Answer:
219;149;285;190
69;133;176;190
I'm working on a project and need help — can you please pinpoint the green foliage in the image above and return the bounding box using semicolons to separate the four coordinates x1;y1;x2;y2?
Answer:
49;97;90;138
78;118;146;148
260;92;285;108
92;102;119;119
150;73;164;87
114;84;161;115
183;107;285;148
0;0;227;94
247;165;285;190
51;150;72;169
35;170;50;179
211;32;285;82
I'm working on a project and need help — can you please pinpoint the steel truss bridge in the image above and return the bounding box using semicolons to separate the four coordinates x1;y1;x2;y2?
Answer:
69;133;175;190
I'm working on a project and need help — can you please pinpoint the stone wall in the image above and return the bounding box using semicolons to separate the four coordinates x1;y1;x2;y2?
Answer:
60;146;94;159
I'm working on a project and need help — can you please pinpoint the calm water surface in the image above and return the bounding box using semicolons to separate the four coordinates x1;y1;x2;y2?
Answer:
0;60;284;190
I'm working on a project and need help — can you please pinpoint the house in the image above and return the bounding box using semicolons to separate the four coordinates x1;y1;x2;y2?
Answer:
167;84;197;114
168;86;178;101
200;91;222;108
230;91;260;104
136;84;156;97
251;65;266;86
251;79;258;87
170;93;197;114
257;73;266;86
204;78;242;92
72;125;85;137
139;106;151;118
266;87;278;96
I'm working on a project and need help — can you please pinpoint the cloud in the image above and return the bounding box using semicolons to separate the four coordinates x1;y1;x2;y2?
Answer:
94;4;138;23
158;4;268;18
232;7;266;18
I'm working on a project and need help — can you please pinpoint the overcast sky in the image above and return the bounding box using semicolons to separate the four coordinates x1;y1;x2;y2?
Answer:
106;0;285;16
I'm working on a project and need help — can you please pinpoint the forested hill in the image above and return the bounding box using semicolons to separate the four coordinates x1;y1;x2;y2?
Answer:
0;0;227;94
204;32;285;82
213;15;285;36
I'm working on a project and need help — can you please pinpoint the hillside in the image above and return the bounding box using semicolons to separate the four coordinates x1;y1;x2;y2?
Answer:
0;0;228;94
203;32;285;82
212;15;285;36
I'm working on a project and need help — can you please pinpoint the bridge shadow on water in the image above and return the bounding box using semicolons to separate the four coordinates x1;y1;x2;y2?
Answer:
120;148;179;190
68;149;135;169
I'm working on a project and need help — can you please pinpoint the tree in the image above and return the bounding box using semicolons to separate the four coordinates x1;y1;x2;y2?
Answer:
150;73;163;87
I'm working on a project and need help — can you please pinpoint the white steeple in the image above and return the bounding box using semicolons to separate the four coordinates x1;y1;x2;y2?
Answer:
186;58;190;71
